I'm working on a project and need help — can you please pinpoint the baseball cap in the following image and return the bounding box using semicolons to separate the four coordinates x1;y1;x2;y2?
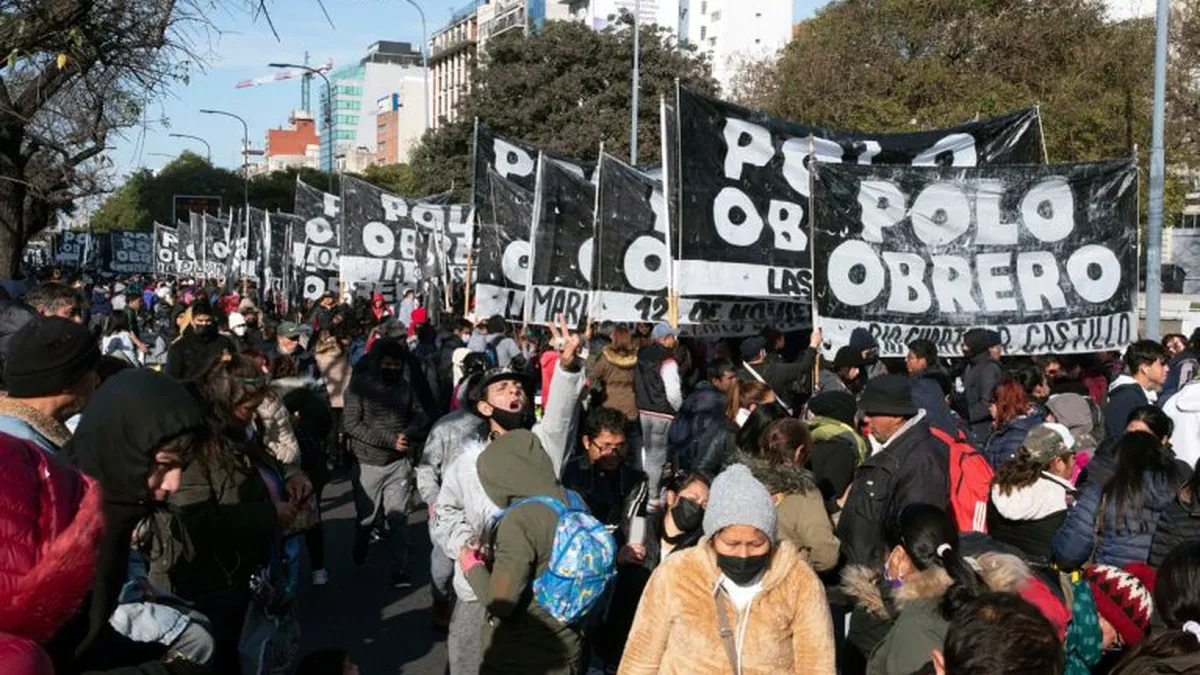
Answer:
651;322;679;339
276;321;311;340
1023;423;1076;464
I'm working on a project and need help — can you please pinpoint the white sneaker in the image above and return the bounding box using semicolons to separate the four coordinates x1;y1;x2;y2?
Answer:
311;569;328;586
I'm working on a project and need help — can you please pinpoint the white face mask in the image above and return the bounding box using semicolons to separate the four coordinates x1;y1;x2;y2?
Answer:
232;325;247;337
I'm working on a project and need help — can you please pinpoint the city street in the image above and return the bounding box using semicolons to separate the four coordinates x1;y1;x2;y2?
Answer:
298;475;448;674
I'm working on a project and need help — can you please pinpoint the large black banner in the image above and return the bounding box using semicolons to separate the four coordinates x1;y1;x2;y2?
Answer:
55;231;94;266
474;168;534;321
100;231;154;274
527;155;596;327
341;175;422;285
201;214;233;279
265;212;299;304
811;159;1137;357
674;86;1044;301
294;180;341;301
594;154;669;323
153;224;179;276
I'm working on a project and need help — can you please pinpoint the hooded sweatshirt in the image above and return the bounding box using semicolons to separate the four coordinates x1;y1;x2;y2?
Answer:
465;430;583;675
1164;380;1200;468
56;369;205;674
1103;374;1154;441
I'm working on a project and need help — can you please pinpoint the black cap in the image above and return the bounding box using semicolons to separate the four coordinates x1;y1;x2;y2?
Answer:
470;366;527;402
964;328;1002;358
6;317;100;397
833;346;864;370
858;374;918;417
741;337;767;361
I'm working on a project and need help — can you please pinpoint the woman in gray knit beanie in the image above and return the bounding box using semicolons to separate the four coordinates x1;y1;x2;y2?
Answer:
620;464;835;674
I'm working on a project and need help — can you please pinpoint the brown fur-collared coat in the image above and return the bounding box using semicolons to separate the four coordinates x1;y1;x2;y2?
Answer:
618;540;835;674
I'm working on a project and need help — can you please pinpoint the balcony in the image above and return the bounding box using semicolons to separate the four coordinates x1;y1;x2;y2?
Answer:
430;35;477;64
480;5;525;41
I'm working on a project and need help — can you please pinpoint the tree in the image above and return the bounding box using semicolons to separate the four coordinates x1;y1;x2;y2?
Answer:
408;19;717;197
360;163;414;196
92;152;341;230
759;0;1155;165
0;1;304;277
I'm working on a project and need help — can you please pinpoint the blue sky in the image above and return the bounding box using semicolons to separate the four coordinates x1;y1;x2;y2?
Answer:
106;0;830;179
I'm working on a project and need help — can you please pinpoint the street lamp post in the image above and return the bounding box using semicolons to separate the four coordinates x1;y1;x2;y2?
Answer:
269;62;336;192
198;108;250;223
168;133;212;162
1146;0;1170;341
404;0;432;132
630;0;640;165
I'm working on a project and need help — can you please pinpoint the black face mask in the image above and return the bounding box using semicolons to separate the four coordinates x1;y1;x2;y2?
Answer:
716;552;770;585
380;368;404;383
489;406;530;431
670;498;704;534
195;322;218;339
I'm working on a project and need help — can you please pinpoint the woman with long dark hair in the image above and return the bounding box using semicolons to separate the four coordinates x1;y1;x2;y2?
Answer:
842;503;1032;675
150;356;308;673
1052;430;1186;570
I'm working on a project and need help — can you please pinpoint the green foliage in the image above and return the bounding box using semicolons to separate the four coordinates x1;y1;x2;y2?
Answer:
768;0;1152;163
359;163;414;196
92;152;339;229
408;19;717;196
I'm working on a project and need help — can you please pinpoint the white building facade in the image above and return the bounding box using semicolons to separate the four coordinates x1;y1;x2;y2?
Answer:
684;0;792;94
323;41;428;170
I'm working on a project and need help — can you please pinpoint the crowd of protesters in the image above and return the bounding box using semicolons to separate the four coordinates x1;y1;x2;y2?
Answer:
4;269;1200;674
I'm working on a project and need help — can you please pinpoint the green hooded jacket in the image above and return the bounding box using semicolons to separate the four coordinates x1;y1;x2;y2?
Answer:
466;429;584;675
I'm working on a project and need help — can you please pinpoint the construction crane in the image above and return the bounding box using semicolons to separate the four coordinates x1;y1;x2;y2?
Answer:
235;52;333;111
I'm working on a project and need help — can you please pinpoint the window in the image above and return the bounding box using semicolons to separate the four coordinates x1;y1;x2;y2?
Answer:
708;37;716;47
755;38;760;44
333;99;361;111
700;25;706;40
333;114;359;126
337;85;363;96
700;1;706;13
755;11;760;17
333;130;356;141
710;10;720;20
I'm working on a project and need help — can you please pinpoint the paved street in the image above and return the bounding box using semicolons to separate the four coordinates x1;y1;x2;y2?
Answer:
298;475;448;674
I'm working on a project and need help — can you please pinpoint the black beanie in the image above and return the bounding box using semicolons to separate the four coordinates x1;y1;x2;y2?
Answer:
808;390;858;427
6;316;100;397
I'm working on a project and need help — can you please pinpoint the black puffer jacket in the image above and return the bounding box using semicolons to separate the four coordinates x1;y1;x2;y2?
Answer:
838;413;950;567
342;347;431;466
963;352;1003;440
0;297;34;388
1149;490;1200;567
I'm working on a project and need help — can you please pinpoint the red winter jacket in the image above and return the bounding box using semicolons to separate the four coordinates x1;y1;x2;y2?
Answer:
0;434;105;674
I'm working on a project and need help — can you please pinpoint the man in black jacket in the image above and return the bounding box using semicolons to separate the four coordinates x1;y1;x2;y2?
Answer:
344;337;431;588
838;375;950;668
963;328;1004;441
165;299;237;381
838;374;949;568
739;329;822;413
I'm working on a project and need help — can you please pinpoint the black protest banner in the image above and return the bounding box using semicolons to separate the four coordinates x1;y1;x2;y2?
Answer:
294;180;341;301
470;124;595;260
674;86;1044;301
412;200;472;283
593;154;669;323
340;175;422;285
201;214;233;278
266;212;300;303
55;231;92;265
811;159;1137;357
474;167;534;322
527;155;596;327
153;224;179;276
102;231;154;274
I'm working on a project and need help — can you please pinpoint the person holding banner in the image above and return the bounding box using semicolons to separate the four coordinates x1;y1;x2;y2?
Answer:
635;323;684;509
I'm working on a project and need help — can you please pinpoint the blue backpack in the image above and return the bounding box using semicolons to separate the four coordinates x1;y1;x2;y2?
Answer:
494;490;617;625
